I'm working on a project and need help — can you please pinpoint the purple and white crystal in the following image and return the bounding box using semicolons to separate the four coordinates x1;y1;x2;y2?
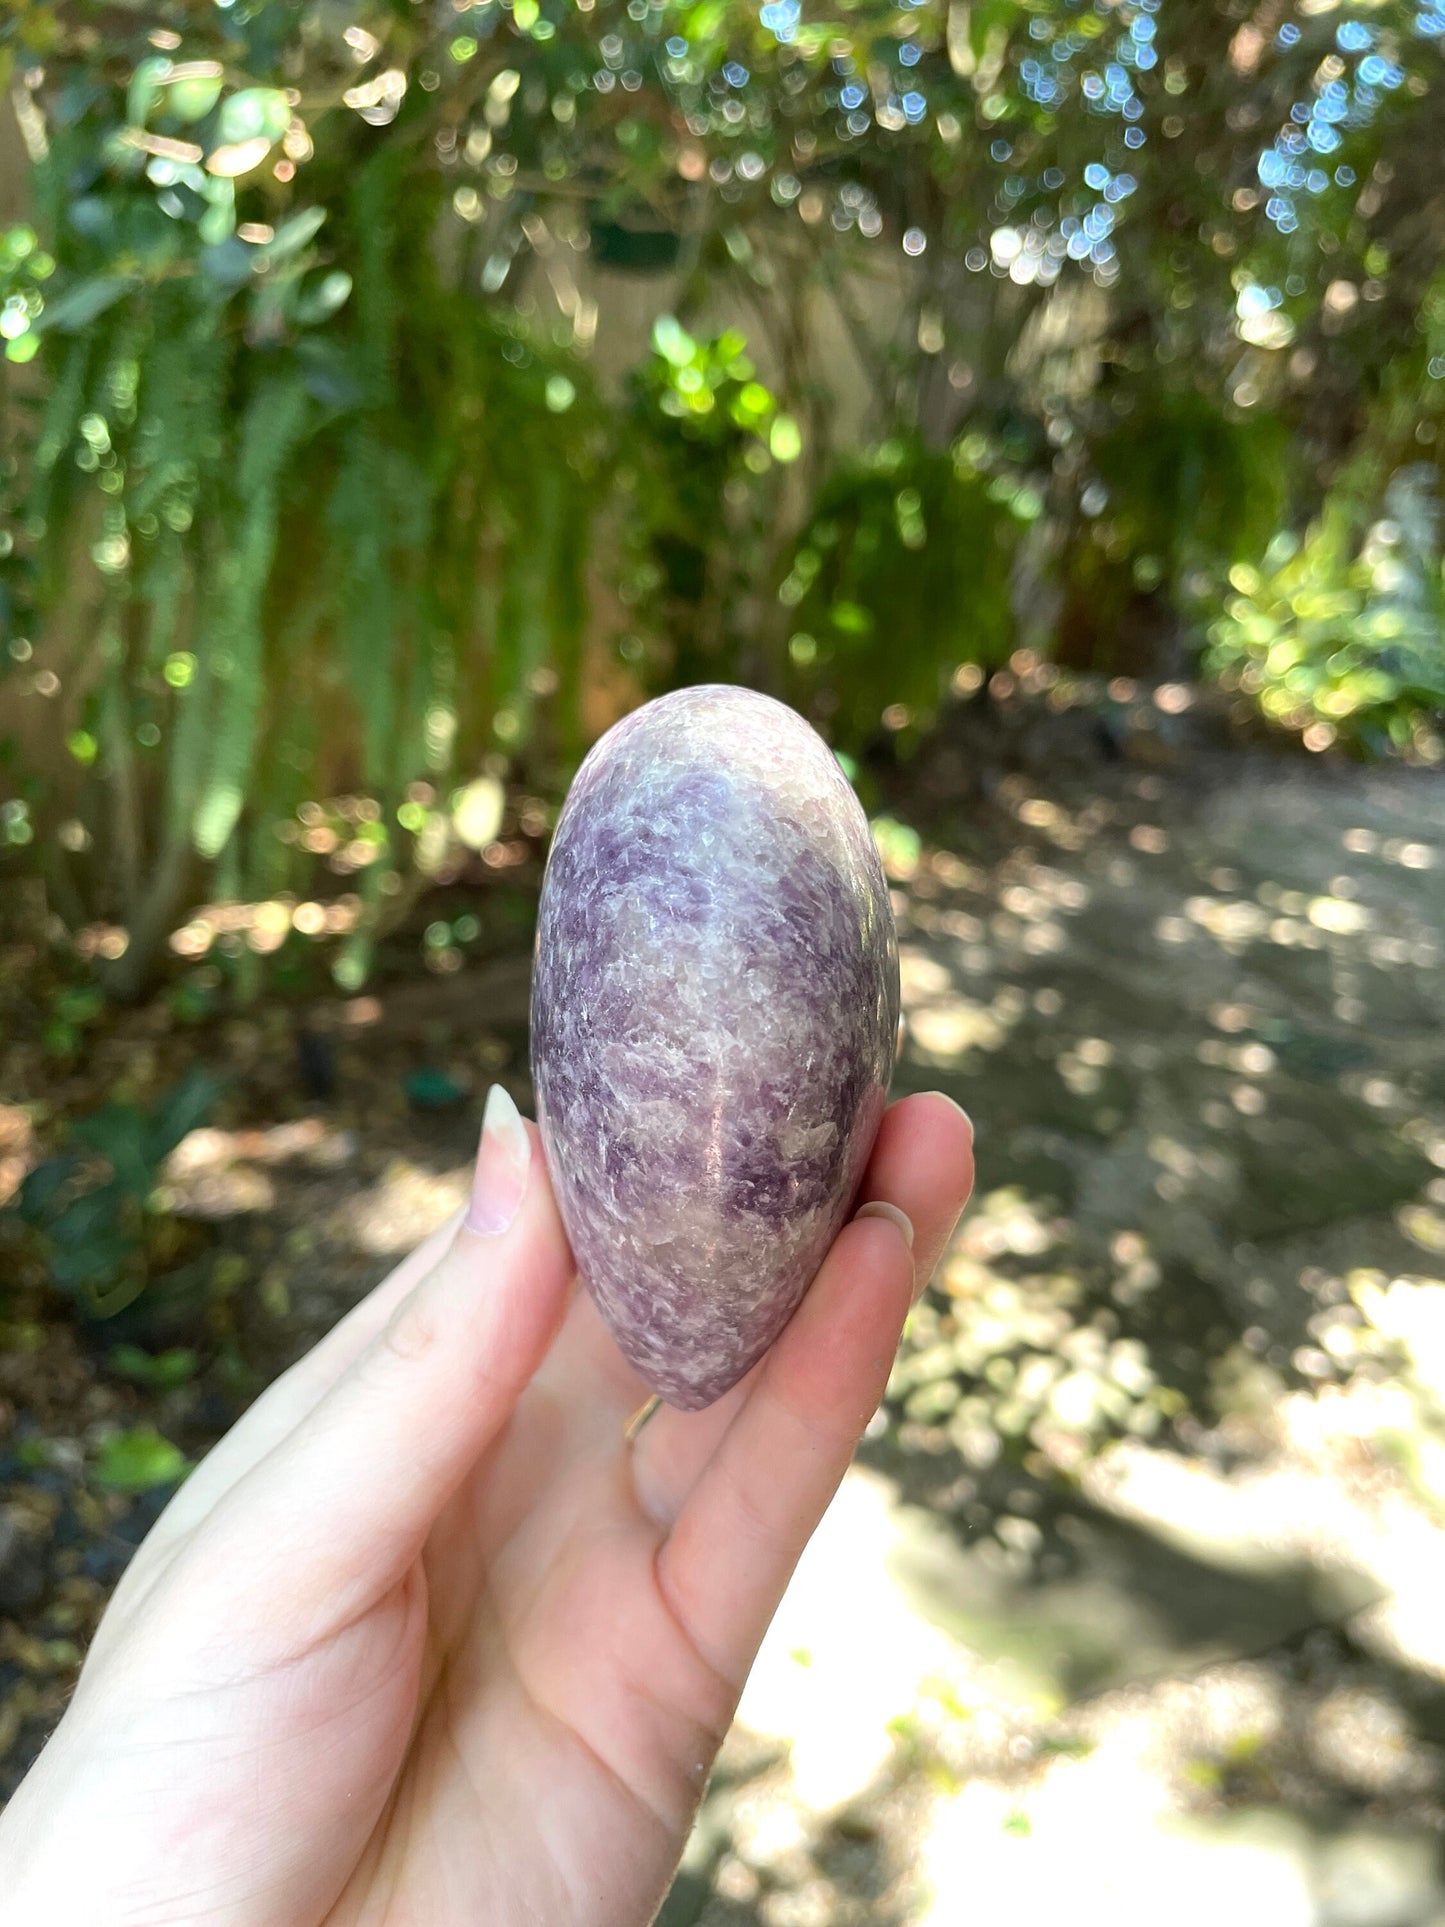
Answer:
530;684;899;1410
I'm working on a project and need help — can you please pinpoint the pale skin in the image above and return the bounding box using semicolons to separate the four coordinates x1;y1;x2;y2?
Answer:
0;1091;974;1927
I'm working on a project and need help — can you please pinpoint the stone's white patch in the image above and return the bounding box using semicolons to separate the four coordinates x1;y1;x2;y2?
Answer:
777;1119;840;1162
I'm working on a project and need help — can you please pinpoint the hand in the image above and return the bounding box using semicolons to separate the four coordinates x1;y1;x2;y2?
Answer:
0;1087;973;1927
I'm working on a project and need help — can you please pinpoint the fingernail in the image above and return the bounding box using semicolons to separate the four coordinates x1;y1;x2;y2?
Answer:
854;1199;914;1248
930;1091;974;1143
466;1084;531;1235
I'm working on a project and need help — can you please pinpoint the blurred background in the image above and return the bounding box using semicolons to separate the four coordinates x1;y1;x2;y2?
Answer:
2;0;1445;1917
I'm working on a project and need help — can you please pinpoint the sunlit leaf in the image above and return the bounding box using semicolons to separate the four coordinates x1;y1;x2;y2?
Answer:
165;73;224;123
769;413;802;463
215;87;290;147
93;1425;189;1493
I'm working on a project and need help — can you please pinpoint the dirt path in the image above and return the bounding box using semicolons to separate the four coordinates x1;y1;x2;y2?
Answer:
668;696;1445;1924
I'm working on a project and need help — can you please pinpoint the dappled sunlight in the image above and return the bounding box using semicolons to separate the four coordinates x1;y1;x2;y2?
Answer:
728;1373;1445;1922
162;1117;475;1259
920;1772;1442;1927
736;692;1445;1924
162;1120;473;1261
891;1189;1170;1481
344;1160;472;1259
737;1469;959;1815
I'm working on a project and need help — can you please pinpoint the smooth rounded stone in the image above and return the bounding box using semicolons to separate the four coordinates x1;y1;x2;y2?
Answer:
531;684;899;1410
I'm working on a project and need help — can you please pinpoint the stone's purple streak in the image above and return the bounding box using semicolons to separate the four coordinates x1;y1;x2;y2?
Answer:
530;684;899;1410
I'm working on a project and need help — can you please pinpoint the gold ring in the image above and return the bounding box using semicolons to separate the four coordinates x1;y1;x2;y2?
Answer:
624;1394;662;1444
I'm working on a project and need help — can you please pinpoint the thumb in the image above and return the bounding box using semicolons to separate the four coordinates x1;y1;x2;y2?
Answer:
204;1086;574;1651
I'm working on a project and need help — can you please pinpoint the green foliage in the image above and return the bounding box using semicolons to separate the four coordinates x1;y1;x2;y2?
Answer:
92;1424;190;1493
1088;391;1291;599
644;318;796;449
0;0;1441;987
16;1069;220;1319
622;318;804;687
0;2;606;990
779;439;1031;743
1051;389;1295;670
41;982;105;1057
107;1343;200;1388
1208;466;1445;758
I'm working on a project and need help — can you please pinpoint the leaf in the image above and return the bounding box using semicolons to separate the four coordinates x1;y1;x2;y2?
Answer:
127;55;171;127
16;1154;81;1224
404;1068;467;1110
652;315;695;367
293;270;353;328
328;431;398;775
50;1226;133;1289
193;377;311;858
295;335;362;406
66;196;115;243
165;74;224;123
199;237;254;289
107;1345;199;1388
199;175;236;240
92;1425;189;1493
72;1105;154;1195
947;3;976;77
36;275;135;334
147;1067;221;1161
769;413;802;463
257;206;327;264
216;86;290;147
51;985;104;1024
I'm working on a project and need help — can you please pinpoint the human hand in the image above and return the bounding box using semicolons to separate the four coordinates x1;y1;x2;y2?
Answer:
0;1086;973;1927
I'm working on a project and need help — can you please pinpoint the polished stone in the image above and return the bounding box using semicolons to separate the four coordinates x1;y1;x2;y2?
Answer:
531;684;898;1409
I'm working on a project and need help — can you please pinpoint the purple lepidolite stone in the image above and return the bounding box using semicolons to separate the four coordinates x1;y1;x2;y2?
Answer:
530;684;899;1410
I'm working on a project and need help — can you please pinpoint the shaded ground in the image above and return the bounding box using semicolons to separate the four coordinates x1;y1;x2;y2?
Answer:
5;676;1445;1921
667;682;1445;1925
